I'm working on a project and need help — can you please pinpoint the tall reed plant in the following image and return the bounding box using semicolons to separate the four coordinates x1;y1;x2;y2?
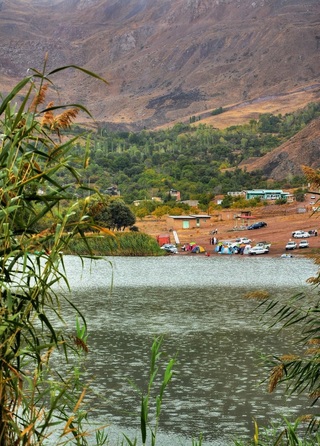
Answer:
0;60;109;445
123;336;175;446
67;232;163;256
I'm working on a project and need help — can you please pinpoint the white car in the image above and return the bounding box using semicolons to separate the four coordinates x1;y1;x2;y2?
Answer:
299;240;309;249
235;237;252;244
160;243;178;254
248;246;269;255
220;241;235;247
292;230;310;238
255;241;271;249
285;241;297;250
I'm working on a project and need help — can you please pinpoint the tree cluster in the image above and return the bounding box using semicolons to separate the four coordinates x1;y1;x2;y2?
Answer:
88;197;136;231
64;103;320;205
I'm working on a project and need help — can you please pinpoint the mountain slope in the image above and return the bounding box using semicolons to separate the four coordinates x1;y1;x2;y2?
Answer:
239;118;320;180
1;0;320;130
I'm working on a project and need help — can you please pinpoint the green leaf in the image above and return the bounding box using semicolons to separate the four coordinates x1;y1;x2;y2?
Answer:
141;395;148;444
46;64;109;85
0;205;21;218
38;313;58;344
122;434;137;446
0;76;32;115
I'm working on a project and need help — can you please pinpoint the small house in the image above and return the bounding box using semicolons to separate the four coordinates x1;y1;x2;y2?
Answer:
180;200;199;207
104;185;119;196
227;191;246;197
167;214;211;230
169;189;181;201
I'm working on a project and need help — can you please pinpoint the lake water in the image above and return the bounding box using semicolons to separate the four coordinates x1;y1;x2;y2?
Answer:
54;255;318;445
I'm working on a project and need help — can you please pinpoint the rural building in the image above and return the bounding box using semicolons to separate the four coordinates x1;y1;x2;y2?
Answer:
104;185;119;196
245;189;290;201
133;197;162;206
180;200;199;207
227;191;246;197
167;214;211;230
169;189;181;201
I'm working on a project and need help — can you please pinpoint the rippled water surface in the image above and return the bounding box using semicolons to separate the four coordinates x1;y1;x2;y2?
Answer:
55;255;318;445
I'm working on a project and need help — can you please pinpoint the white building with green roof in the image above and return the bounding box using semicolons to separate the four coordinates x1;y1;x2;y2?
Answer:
245;189;290;201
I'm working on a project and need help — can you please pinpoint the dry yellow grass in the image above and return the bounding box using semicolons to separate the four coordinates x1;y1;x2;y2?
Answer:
156;87;320;131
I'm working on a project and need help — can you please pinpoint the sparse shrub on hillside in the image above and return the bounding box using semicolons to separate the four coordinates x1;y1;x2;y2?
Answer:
221;195;233;208
275;197;287;205
211;106;224;115
294;188;307;202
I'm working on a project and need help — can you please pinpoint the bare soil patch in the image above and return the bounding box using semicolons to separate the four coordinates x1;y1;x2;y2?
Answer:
136;204;320;257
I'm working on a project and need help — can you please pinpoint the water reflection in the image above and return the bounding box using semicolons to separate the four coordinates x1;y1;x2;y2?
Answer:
55;256;318;445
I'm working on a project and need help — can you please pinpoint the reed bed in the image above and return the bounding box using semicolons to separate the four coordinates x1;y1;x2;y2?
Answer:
67;232;164;256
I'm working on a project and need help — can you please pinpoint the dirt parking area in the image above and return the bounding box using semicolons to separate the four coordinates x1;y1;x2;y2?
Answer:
136;204;320;257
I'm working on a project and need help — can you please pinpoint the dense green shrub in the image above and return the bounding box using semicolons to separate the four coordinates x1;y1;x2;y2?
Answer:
67;232;163;256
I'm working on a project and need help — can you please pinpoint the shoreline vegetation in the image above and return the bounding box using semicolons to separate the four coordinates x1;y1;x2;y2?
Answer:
67;231;165;256
60;228;320;258
59;201;320;258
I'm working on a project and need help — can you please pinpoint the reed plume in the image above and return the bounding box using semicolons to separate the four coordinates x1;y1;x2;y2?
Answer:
71;335;89;353
41;103;79;141
41;101;55;128
54;108;79;130
29;84;49;112
268;364;284;393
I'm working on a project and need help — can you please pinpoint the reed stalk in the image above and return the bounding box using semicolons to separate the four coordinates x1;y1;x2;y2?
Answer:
0;61;108;445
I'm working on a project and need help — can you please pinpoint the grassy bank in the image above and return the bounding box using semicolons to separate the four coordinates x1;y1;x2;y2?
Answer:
67;232;165;256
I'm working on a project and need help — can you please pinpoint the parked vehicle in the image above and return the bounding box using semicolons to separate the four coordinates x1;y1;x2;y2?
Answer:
292;230;310;238
285;241;297;250
247;221;267;230
255;241;271;249
219;241;234;248
299;240;309;249
160;243;178;254
235;237;252;244
248;246;269;255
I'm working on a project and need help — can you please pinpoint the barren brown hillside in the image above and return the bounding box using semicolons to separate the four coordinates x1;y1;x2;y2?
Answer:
159;85;320;130
1;0;320;131
239;118;320;180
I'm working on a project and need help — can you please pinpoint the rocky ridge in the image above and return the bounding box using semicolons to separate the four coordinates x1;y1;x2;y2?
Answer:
1;0;320;130
1;0;320;180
